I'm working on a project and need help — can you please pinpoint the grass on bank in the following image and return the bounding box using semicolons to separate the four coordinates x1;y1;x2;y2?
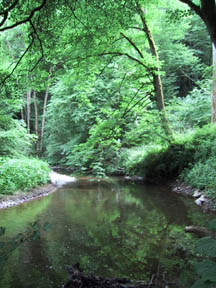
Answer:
0;158;50;195
123;124;216;202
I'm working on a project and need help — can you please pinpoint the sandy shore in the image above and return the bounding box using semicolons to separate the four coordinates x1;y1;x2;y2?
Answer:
0;184;57;209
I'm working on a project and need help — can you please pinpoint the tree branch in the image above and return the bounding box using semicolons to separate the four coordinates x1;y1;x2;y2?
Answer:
120;32;144;59
122;83;146;118
0;0;47;32
0;12;8;27
118;72;128;96
98;51;154;75
64;0;90;31
96;56;115;78
178;0;202;17
0;0;19;16
0;34;35;87
129;26;143;32
122;87;152;118
0;0;19;26
126;93;151;115
29;20;44;72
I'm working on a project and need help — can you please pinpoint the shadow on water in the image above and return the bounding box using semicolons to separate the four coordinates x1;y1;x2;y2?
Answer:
0;177;214;288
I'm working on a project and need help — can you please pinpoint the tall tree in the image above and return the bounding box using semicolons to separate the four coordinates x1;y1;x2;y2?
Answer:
212;44;216;122
26;89;32;134
39;64;52;152
135;0;173;138
177;0;216;123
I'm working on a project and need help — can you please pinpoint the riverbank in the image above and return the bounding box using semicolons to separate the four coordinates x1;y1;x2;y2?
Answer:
124;176;216;212
0;171;77;209
1;172;215;213
171;180;216;213
0;184;57;209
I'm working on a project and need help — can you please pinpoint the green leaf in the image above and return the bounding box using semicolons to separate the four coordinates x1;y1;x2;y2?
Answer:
191;279;213;288
195;260;216;282
208;219;216;232
196;237;216;257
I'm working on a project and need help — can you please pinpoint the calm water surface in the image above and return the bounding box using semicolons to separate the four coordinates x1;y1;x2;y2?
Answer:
0;177;213;288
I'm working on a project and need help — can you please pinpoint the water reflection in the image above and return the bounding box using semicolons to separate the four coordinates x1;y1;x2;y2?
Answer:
0;178;213;288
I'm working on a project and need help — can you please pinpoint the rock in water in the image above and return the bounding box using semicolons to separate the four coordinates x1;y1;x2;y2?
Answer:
193;190;202;198
195;195;207;206
49;171;76;187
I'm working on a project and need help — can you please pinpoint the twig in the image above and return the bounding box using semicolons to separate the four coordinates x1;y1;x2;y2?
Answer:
29;20;44;71
0;34;35;87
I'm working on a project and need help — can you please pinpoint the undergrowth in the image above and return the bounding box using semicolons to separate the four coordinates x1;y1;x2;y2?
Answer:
0;158;50;195
125;124;216;200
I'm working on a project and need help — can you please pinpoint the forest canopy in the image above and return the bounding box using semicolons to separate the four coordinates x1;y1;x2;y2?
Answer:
0;0;215;185
1;2;216;287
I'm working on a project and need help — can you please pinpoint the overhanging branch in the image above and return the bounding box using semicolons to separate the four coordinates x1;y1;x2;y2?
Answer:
98;51;154;76
178;0;202;17
0;0;19;16
120;32;144;59
29;20;44;72
0;0;19;26
0;34;35;87
0;0;47;32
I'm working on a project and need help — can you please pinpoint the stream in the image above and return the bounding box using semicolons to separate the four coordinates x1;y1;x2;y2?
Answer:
0;177;214;288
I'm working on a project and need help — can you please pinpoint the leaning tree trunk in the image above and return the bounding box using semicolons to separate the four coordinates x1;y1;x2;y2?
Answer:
135;1;173;139
211;43;216;122
39;64;52;152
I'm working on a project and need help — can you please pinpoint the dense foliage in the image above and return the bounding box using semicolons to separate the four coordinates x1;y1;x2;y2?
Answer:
125;124;216;201
192;219;216;288
0;0;214;192
0;158;50;194
0;0;216;286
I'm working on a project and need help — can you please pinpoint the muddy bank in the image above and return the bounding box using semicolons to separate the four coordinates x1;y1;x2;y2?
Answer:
171;180;216;212
0;184;57;209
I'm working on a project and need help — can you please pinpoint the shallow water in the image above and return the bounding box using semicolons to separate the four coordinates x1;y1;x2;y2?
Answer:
0;177;213;287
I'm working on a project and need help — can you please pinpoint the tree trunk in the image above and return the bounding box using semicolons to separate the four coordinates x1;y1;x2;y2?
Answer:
40;64;52;152
21;108;24;121
33;90;39;152
136;2;173;139
200;0;216;48
26;89;32;134
179;0;216;48
212;43;216;122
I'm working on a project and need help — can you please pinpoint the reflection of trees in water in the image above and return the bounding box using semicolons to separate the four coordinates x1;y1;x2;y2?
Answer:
42;182;192;282
0;179;212;287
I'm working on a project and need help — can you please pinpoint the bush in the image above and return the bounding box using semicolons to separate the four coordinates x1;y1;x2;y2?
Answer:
126;141;195;183
181;159;216;200
179;125;216;199
126;124;216;189
0;158;50;195
0;115;35;157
